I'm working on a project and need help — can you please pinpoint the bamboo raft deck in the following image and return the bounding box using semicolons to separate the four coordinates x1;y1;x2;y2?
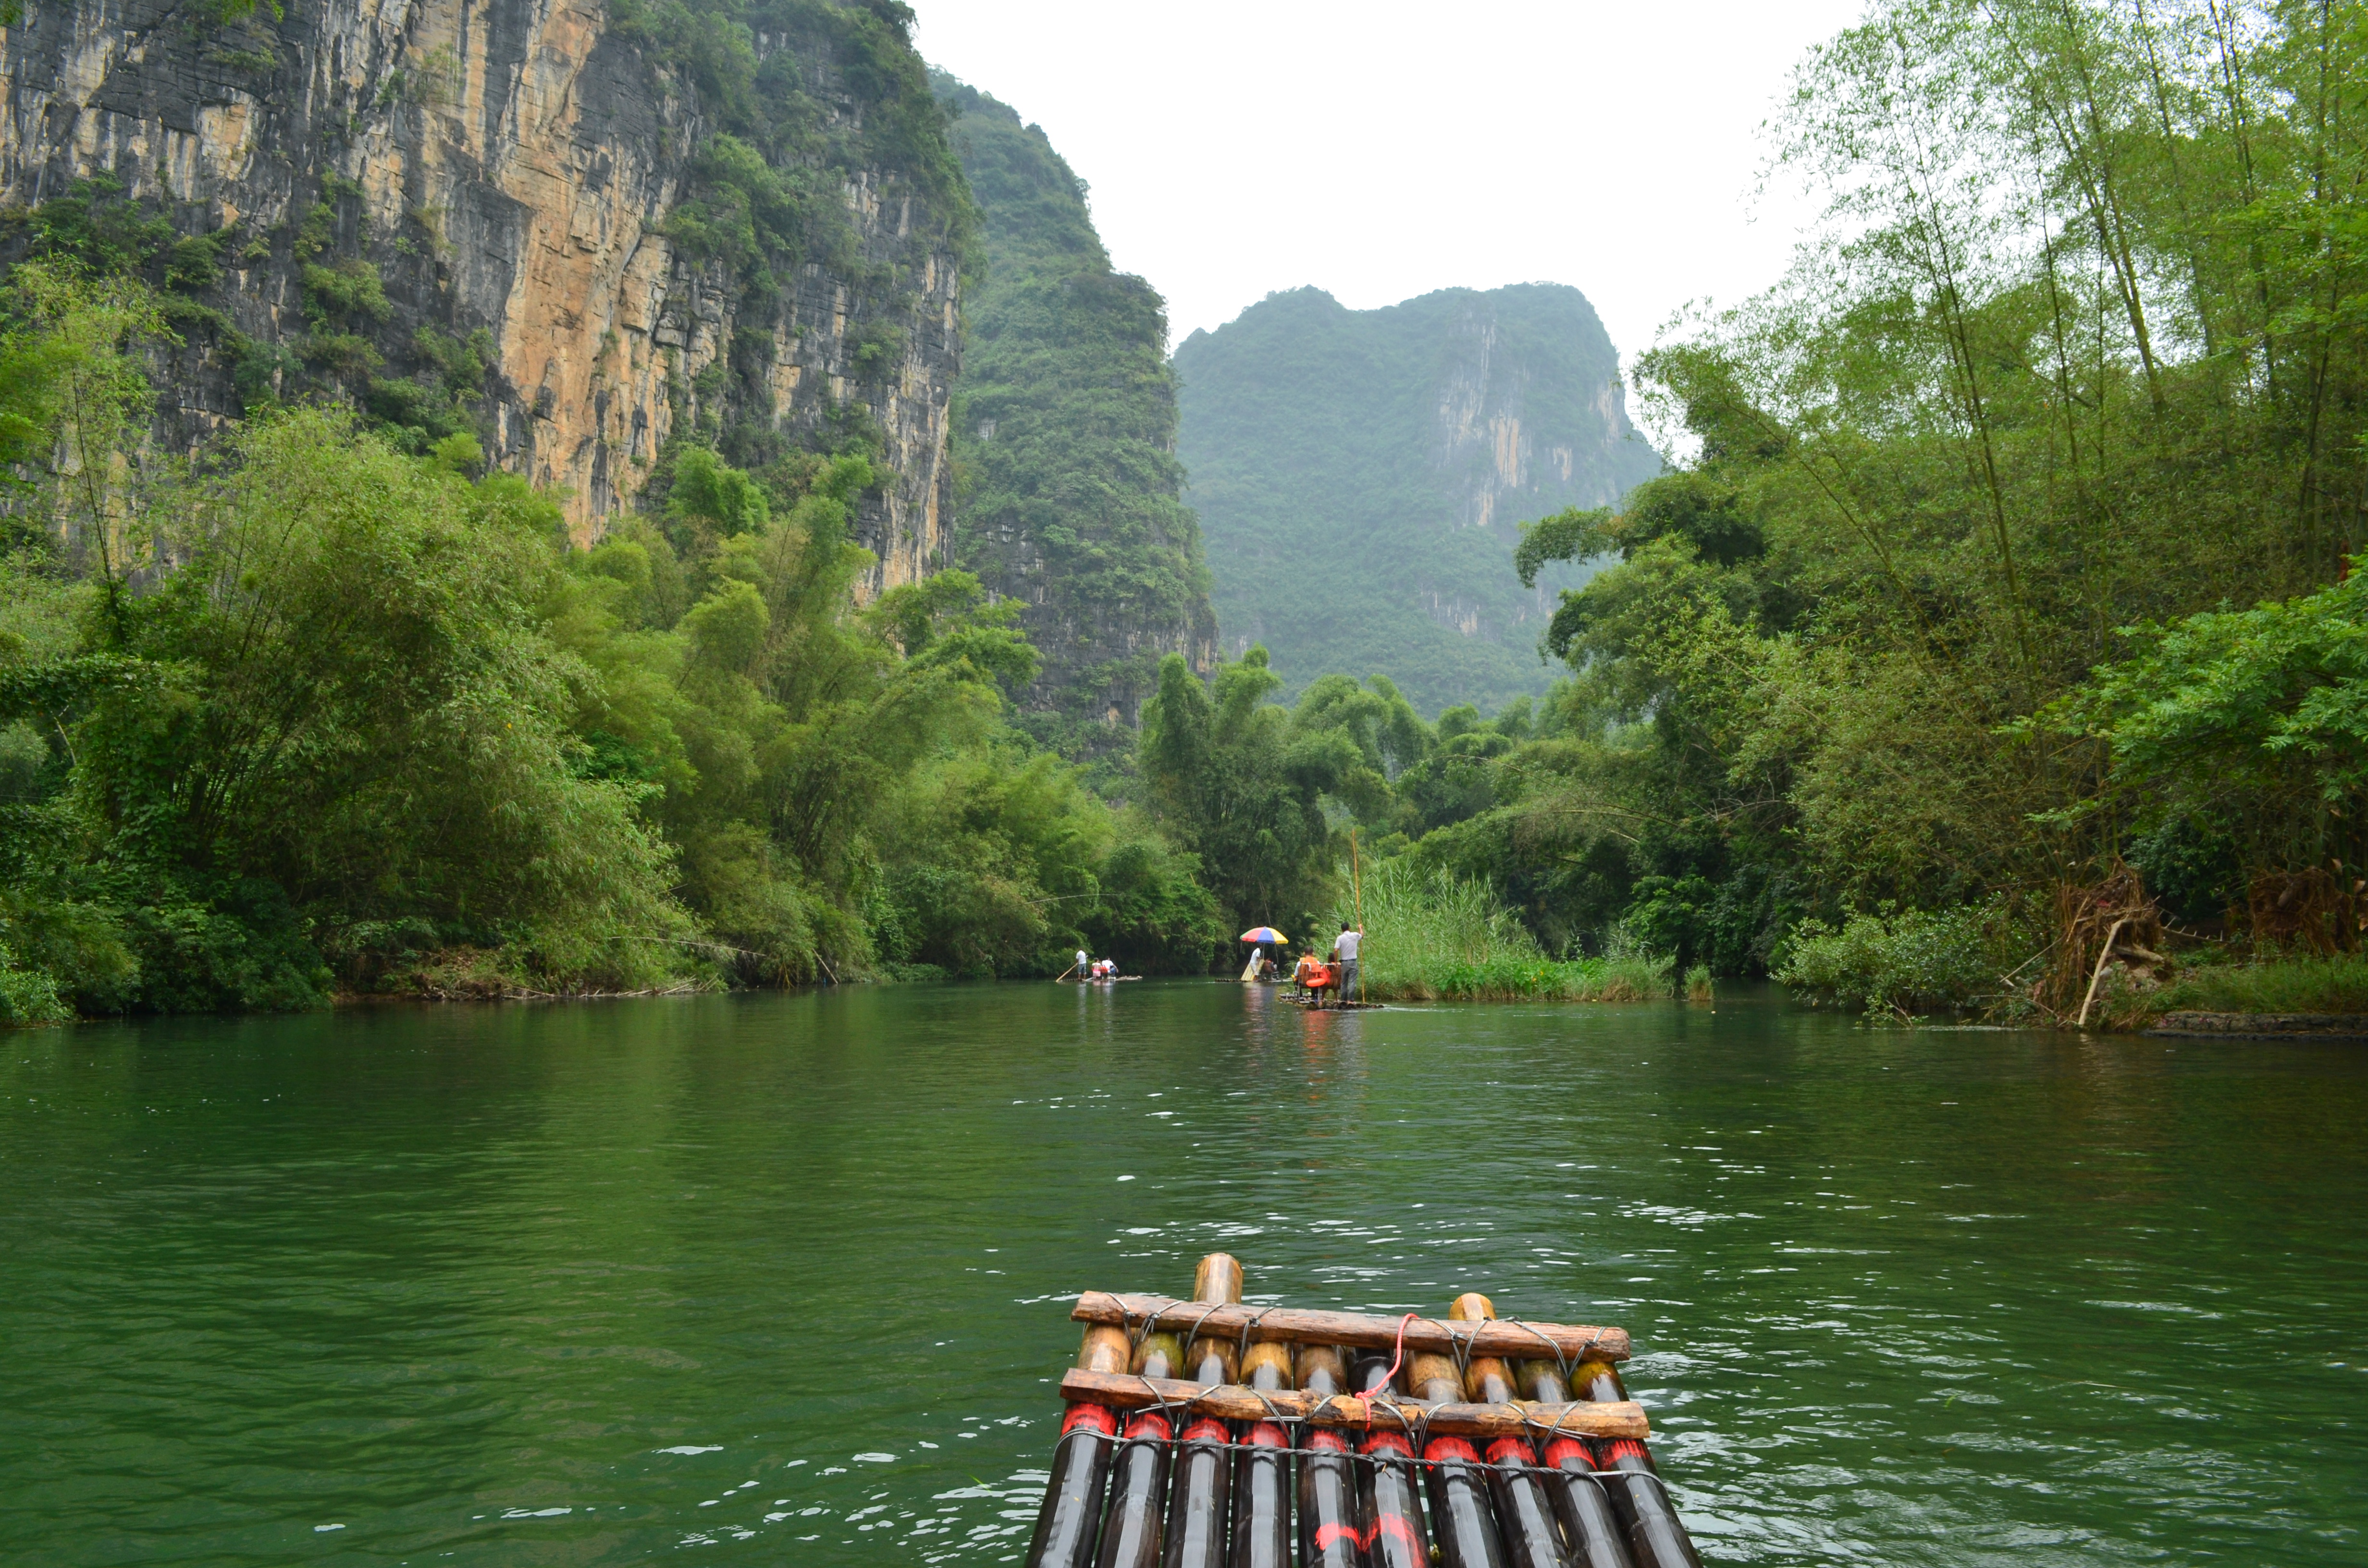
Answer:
1022;1253;1703;1568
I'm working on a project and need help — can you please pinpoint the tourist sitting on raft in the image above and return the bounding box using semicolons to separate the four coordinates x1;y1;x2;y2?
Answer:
1291;951;1332;1001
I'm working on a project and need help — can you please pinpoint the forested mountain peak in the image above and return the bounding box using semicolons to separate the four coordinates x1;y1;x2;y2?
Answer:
934;72;1217;747
1175;281;1661;713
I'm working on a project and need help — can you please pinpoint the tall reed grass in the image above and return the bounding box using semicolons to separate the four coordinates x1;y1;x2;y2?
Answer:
1334;863;1673;1002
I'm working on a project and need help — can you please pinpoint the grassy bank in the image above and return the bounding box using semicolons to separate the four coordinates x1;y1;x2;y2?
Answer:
2097;953;2368;1029
1339;865;1674;1002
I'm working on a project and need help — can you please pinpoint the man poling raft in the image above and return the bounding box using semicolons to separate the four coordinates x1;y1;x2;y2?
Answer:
1023;1258;1685;1568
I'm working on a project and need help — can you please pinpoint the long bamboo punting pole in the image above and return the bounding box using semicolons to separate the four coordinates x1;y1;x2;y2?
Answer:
1073;1296;1631;1362
1450;1293;1570;1568
1566;1359;1702;1568
1294;1346;1366;1568
1023;1323;1134;1568
1352;1351;1431;1568
1096;1330;1184;1568
1164;1254;1243;1568
1228;1341;1295;1568
1517;1362;1637;1568
1408;1326;1510;1568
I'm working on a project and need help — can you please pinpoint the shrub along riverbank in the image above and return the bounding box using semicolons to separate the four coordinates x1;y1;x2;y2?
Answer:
1337;863;1672;1003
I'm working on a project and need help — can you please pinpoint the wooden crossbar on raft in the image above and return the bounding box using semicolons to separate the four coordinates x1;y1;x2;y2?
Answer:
1071;1292;1632;1362
1057;1367;1650;1440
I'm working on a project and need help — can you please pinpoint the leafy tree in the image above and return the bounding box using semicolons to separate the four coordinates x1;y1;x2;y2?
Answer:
1137;647;1348;950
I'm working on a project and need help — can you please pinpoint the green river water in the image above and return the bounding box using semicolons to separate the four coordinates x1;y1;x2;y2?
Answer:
1;981;2362;1566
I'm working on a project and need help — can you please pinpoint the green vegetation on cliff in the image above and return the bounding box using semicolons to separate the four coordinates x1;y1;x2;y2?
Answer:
0;271;1217;1018
1165;0;2364;1021
933;74;1215;748
1174;284;1661;714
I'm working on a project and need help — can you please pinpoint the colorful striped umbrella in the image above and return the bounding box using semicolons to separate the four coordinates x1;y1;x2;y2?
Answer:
1239;927;1286;944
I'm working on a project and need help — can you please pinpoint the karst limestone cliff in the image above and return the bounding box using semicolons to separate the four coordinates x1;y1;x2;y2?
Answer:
1175;284;1662;712
0;0;965;591
933;74;1215;744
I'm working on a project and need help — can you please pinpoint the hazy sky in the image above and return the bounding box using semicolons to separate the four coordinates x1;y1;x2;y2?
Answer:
914;0;1868;368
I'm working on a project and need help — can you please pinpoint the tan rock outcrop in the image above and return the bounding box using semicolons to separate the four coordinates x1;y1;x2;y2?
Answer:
0;0;961;596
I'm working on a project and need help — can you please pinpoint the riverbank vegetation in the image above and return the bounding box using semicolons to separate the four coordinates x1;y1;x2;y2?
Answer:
1240;0;2367;1024
5;0;2362;1026
0;267;1222;1019
1338;862;1672;1003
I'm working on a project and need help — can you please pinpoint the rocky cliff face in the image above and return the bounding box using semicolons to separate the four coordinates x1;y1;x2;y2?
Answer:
0;0;965;591
1174;284;1662;713
933;75;1214;742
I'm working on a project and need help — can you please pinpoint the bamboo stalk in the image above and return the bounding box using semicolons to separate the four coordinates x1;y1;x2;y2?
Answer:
1453;1292;1565;1568
1295;1346;1364;1568
1055;1369;1650;1440
1169;1254;1243;1568
1408;1296;1506;1568
1020;1324;1136;1568
1072;1293;1630;1361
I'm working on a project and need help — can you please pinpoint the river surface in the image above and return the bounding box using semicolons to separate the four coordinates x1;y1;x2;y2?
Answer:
2;982;2362;1567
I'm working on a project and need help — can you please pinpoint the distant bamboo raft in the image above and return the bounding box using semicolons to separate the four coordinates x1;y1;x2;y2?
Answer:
1020;1255;1702;1568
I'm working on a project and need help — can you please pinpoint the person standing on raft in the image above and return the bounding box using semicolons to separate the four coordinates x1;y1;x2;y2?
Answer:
1332;921;1362;1003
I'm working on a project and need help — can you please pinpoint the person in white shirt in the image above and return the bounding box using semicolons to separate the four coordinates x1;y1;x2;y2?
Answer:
1074;948;1090;980
1331;922;1362;1002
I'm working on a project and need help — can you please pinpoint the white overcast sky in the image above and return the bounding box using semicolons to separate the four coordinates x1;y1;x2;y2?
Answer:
913;0;1869;368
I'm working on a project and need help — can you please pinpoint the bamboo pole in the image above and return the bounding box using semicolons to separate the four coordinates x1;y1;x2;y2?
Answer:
1071;1294;1631;1361
1232;1341;1295;1568
1098;1317;1186;1568
1453;1292;1571;1568
1295;1346;1365;1568
1168;1253;1244;1568
1054;1370;1649;1440
1406;1303;1505;1568
1021;1324;1134;1568
1517;1360;1638;1568
1351;1348;1431;1568
1540;1359;1702;1568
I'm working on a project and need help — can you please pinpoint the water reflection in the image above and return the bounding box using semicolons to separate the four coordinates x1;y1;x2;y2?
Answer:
0;984;2361;1565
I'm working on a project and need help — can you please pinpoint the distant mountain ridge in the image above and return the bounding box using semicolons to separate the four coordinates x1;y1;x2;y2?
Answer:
1175;284;1661;713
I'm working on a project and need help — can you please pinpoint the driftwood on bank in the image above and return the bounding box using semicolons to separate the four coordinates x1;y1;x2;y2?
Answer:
1071;1292;1631;1361
2046;863;2169;1026
1056;1368;1651;1440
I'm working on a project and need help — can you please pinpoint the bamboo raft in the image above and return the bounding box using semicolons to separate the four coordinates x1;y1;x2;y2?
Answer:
1024;1253;1703;1568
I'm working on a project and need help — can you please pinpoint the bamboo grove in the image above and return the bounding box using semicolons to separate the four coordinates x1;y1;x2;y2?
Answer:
1420;0;2368;1012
